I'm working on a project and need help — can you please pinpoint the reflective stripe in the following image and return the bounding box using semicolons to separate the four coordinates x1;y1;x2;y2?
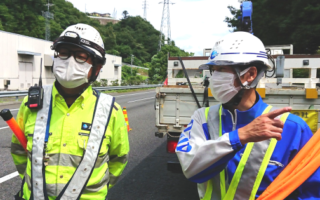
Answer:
48;153;109;169
32;85;53;200
30;86;114;200
16;164;27;175
60;93;114;199
47;153;82;168
109;154;128;164
249;112;289;200
46;183;66;197
83;169;110;193
203;105;289;200
204;105;223;200
227;106;273;200
109;172;120;186
25;173;32;190
11;143;27;155
205;107;210;121
218;106;226;199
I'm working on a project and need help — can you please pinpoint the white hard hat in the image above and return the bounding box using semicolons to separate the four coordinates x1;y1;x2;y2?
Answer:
201;32;272;70
52;23;106;65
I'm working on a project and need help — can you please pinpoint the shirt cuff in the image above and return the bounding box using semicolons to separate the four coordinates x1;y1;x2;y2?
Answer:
229;129;244;151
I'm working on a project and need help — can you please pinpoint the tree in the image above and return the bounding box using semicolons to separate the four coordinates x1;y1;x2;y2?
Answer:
225;0;320;54
148;43;194;83
122;10;129;19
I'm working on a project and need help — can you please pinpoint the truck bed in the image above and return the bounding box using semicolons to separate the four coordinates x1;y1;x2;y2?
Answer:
155;86;320;136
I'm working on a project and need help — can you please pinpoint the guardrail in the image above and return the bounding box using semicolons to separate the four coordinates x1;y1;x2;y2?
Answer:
0;85;159;99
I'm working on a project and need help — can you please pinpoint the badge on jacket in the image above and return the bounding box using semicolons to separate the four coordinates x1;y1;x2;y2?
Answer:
82;122;92;131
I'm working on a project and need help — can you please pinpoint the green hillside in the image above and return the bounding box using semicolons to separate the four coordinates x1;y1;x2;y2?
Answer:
0;0;193;83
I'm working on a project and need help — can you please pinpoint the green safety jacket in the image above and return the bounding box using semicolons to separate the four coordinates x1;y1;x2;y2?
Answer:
11;84;129;200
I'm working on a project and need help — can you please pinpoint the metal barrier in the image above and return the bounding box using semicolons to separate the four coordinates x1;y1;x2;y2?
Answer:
0;85;159;99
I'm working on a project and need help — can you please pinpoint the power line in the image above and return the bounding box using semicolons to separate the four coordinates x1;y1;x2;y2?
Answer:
42;0;54;41
112;8;117;19
158;0;175;51
142;0;148;20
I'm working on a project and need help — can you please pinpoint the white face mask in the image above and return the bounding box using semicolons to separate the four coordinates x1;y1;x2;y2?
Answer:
209;68;250;104
53;57;92;89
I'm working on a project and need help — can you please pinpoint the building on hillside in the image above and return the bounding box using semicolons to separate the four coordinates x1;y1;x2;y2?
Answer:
0;30;122;90
88;12;119;25
88;12;111;18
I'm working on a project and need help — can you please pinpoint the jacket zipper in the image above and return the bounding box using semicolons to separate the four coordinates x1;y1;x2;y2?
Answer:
227;109;237;131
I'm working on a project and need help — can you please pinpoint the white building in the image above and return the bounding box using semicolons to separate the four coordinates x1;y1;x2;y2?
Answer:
0;30;122;90
97;54;122;85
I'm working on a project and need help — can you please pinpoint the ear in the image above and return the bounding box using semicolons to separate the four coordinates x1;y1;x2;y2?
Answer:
242;67;257;83
95;65;102;76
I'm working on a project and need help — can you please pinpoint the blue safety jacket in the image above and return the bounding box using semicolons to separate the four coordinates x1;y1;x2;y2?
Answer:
176;94;320;199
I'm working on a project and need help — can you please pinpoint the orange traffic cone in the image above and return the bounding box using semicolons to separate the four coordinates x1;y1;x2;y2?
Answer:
123;107;132;132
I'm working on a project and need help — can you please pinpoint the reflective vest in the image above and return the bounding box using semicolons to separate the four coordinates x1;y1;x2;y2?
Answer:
202;105;289;200
20;85;114;200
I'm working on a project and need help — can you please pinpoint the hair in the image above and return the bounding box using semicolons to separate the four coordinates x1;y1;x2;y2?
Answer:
209;62;267;76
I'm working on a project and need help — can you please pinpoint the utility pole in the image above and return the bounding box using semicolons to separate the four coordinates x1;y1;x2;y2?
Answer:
131;55;135;75
113;8;117;19
142;0;148;20
158;0;175;51
42;0;54;41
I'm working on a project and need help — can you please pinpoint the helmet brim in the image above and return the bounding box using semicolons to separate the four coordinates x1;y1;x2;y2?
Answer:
199;60;272;70
54;41;106;65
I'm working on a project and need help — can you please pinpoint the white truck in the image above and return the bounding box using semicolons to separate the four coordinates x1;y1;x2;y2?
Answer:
154;47;320;172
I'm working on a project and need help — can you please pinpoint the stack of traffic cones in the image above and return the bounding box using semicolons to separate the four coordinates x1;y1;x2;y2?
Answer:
123;107;132;132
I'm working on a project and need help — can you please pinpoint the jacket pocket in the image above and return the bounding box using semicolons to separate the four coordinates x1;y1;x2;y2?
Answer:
77;133;108;156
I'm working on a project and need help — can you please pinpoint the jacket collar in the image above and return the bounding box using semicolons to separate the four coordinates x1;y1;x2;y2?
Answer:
222;93;268;126
52;81;94;109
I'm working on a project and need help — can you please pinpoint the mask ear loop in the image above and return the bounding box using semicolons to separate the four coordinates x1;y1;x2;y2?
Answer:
234;67;251;89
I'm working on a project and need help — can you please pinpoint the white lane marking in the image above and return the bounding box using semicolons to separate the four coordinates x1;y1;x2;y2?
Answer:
0;126;9;130
10;109;20;112
114;91;155;98
0;171;19;184
128;97;154;103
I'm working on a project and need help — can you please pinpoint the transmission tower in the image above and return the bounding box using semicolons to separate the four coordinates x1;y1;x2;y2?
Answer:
42;0;54;41
158;0;175;51
142;0;148;20
112;8;118;19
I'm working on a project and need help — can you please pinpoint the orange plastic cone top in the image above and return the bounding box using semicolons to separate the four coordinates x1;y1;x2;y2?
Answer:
123;107;132;132
257;128;320;200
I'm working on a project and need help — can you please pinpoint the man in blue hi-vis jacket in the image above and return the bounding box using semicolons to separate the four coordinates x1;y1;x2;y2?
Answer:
176;32;320;200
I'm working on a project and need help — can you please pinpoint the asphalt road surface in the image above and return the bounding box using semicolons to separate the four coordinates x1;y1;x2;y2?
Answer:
0;89;199;200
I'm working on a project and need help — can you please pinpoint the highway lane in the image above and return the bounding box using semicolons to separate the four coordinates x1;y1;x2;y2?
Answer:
0;89;198;200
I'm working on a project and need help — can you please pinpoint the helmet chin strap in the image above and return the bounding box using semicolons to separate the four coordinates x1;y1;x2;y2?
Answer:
89;57;97;83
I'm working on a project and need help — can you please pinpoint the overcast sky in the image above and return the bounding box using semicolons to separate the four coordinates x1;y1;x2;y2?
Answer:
66;0;240;56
